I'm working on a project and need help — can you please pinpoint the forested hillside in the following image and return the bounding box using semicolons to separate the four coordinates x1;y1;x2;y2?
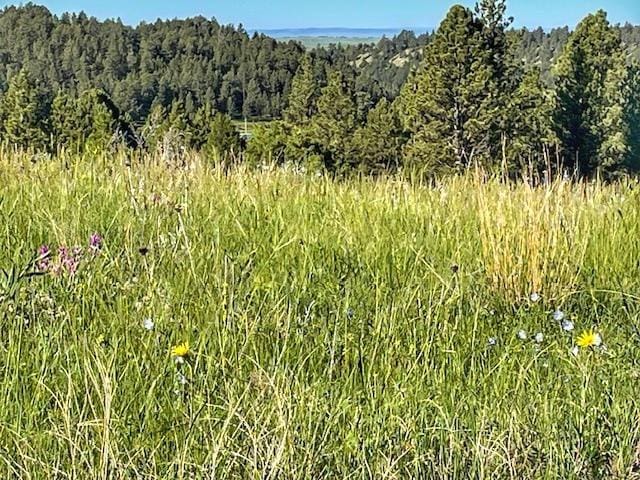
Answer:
1;3;639;124
0;2;639;178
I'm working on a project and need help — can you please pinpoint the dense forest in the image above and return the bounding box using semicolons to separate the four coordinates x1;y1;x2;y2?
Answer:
0;1;639;177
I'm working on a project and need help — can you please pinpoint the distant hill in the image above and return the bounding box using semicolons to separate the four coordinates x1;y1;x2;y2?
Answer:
251;27;432;49
254;27;431;38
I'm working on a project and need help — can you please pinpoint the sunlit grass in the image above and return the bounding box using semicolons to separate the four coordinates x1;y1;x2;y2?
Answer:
1;149;640;478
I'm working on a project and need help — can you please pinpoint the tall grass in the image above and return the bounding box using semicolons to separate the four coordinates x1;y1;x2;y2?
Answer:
1;149;640;479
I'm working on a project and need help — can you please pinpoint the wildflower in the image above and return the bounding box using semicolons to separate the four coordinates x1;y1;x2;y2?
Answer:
553;309;565;322
56;246;82;276
176;372;188;385
171;341;190;362
89;233;103;254
36;245;51;272
530;292;541;303
488;337;497;347
561;319;575;332
577;330;603;349
143;318;155;331
571;346;580;357
535;332;544;343
518;330;528;340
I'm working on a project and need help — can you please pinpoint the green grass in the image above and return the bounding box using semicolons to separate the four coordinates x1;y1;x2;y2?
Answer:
1;150;640;478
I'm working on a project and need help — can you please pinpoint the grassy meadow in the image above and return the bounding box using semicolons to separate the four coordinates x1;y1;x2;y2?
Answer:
1;149;640;479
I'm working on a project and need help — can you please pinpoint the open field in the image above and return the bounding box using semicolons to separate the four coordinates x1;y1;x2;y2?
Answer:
277;36;379;48
1;150;640;478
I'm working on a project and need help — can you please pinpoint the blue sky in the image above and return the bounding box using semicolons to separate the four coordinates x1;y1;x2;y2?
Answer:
1;0;638;30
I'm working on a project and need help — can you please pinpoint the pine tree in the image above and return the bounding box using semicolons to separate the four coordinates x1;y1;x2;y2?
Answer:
308;70;358;173
192;102;217;148
204;112;241;162
553;10;635;177
51;91;79;150
506;67;554;173
398;6;496;173
352;98;405;174
79;90;117;153
0;69;48;150
283;55;318;125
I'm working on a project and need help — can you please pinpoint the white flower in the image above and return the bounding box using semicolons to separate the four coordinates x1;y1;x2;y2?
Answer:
174;356;185;365
535;332;544;343
177;373;187;385
488;337;497;347
518;330;528;340
594;333;603;347
143;318;155;331
530;292;541;303
553;309;565;322
571;346;579;357
561;319;575;332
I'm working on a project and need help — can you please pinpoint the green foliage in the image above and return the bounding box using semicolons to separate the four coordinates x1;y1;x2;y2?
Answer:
0;70;47;149
307;71;358;173
51;89;122;154
245;121;289;166
352;98;405;174
399;6;498;173
203;113;241;162
505;67;555;172
553;11;637;177
283;55;318;125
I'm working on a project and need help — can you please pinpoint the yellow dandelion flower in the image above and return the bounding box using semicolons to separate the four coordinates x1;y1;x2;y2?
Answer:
171;341;190;358
577;330;602;349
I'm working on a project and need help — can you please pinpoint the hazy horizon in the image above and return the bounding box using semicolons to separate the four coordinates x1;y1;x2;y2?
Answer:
1;0;638;31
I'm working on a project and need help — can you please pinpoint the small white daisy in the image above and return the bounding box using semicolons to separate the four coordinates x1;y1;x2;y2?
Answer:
530;292;541;303
177;373;187;385
571;346;579;357
534;332;544;343
143;318;155;331
562;319;575;332
488;337;497;347
553;309;565;322
518;330;528;340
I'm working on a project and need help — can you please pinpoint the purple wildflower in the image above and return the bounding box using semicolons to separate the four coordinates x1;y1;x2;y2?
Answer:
89;233;103;254
36;245;51;272
56;245;83;276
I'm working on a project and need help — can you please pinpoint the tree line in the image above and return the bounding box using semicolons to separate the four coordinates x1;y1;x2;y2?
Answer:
0;1;639;178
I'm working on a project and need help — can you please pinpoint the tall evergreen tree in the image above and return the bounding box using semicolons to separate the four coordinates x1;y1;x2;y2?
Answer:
0;69;48;149
352;98;405;174
204;112;241;161
506;67;554;173
308;70;358;173
283;55;318;125
398;6;497;173
553;11;636;177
